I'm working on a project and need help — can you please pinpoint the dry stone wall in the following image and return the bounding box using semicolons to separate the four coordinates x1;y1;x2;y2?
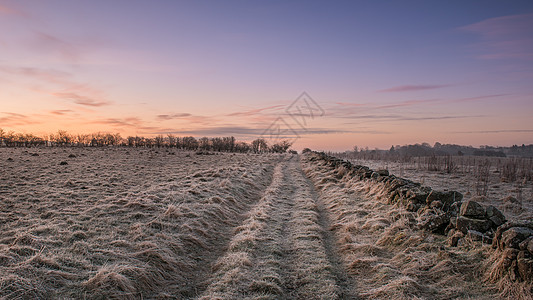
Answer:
307;151;533;283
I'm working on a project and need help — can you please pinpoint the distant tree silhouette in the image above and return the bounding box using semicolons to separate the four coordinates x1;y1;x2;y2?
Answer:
251;138;268;153
270;140;292;153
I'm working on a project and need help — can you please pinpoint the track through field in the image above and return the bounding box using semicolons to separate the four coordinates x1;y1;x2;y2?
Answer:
199;156;358;299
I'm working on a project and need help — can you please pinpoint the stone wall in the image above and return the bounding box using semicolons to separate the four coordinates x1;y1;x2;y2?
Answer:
307;151;532;283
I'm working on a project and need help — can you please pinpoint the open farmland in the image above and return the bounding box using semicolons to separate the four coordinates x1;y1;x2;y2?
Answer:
0;148;528;299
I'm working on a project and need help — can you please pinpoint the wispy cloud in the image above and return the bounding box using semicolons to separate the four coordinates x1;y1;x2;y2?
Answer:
451;94;509;102
0;3;28;17
227;104;285;117
49;109;74;115
91;117;167;133
155;113;214;125
52;92;110;107
335;113;482;122
452;129;533;134
0;112;39;126
156;113;192;120
0;66;111;108
0;66;72;86
151;126;370;138
461;13;533;60
378;84;452;93
375;99;440;109
32;31;82;62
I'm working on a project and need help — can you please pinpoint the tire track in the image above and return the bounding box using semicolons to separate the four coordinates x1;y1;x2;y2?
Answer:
198;156;349;299
293;158;360;299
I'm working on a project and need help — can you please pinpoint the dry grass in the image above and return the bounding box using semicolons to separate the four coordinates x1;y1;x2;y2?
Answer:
1;147;523;299
0;148;280;298
201;157;349;299
301;153;499;299
351;157;533;222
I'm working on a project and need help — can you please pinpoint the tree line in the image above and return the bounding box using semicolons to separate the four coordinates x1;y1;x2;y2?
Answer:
0;128;292;153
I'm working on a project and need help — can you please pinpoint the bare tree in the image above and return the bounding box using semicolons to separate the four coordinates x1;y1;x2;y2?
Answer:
222;136;235;152
199;137;210;150
270;140;292;153
154;135;165;148
167;134;177;148
234;141;251;153
182;136;198;150
251;138;268;153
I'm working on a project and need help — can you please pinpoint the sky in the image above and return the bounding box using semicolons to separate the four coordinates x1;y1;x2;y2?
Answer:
0;0;532;151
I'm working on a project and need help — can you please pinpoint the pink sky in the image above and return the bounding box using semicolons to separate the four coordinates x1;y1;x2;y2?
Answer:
1;1;532;151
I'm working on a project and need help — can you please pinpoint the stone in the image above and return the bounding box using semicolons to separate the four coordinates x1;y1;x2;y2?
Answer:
418;213;450;233
456;216;491;234
517;251;533;282
376;169;389;176
485;205;506;227
448;201;462;218
467;230;484;241
501;227;533;250
460;200;486;218
59;161;68;165
426;190;463;209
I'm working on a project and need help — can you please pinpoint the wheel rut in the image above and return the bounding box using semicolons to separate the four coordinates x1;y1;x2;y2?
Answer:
198;155;358;299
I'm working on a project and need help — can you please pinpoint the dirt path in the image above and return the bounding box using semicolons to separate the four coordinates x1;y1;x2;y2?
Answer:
198;156;357;299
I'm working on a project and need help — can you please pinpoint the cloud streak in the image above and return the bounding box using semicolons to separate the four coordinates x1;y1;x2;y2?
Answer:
0;112;39;126
52;92;110;107
378;84;451;92
461;13;533;60
32;31;82;62
227;104;285;117
49;110;74;115
452;129;533;134
156;113;192;120
0;3;28;17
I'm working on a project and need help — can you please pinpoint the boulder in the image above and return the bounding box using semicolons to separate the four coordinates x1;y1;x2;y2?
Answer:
448;201;462;218
466;230;484;242
485;205;506;227
376;169;389;176
418;213;450;233
500;227;533;250
460;200;485;218
426;190;463;209
456;216;491;234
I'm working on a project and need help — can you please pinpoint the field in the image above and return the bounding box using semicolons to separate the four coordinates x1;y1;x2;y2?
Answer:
0;148;527;299
347;157;533;222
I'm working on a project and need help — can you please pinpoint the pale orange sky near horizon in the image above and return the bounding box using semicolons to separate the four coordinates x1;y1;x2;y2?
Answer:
1;1;532;151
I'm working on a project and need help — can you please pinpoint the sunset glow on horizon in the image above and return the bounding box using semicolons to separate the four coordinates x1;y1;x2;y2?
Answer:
1;0;532;151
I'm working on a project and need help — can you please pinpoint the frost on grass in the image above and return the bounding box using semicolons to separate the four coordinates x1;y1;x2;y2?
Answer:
0;148;279;298
301;152;500;299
